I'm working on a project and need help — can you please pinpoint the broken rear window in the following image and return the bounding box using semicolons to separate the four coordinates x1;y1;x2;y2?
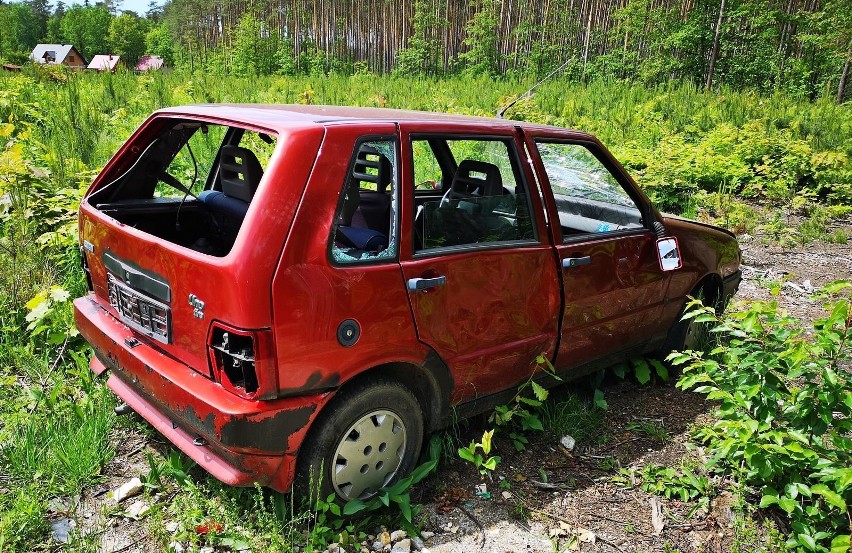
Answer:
89;119;277;257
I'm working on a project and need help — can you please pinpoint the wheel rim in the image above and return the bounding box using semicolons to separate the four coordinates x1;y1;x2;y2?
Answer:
331;409;407;500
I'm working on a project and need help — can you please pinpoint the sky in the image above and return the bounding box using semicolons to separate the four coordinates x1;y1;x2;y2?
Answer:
60;0;164;17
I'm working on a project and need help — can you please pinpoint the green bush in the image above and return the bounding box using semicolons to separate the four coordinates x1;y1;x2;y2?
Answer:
672;286;852;552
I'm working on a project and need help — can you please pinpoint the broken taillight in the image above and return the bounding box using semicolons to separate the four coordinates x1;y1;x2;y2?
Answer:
207;323;277;400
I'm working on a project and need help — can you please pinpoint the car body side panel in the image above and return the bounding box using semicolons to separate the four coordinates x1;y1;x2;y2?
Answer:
553;232;669;369
270;123;432;397
520;128;670;372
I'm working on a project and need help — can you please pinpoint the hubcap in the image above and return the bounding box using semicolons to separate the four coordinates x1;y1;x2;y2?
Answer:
331;410;407;500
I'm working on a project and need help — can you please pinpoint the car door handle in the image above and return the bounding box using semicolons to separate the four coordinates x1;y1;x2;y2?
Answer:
407;276;447;292
563;256;592;269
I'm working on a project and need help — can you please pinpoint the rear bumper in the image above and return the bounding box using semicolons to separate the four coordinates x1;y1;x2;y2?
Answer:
74;293;331;492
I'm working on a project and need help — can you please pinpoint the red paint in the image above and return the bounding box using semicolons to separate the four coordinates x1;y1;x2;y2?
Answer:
74;105;740;493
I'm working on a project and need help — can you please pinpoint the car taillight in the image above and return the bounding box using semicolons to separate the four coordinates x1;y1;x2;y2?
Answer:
207;323;277;400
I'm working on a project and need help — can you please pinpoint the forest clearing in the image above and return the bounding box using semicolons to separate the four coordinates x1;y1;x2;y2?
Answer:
0;64;851;553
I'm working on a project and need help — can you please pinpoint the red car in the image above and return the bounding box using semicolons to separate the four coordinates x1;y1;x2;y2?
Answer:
74;105;741;500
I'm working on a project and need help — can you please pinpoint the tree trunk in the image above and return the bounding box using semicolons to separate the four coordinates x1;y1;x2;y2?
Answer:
705;0;726;91
837;38;852;104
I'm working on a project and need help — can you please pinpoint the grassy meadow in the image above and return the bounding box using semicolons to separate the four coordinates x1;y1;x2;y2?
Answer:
0;67;851;551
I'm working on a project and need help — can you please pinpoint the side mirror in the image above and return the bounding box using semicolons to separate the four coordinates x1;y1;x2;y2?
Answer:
657;237;682;271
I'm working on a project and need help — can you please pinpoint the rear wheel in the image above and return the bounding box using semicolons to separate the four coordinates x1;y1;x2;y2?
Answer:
295;378;424;502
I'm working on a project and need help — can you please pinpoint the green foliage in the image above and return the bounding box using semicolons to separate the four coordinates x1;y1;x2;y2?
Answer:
230;12;280;77
539;392;604;444
395;0;444;76
108;13;149;67
672;283;852;551
459;355;558;473
625;421;671;444
60;6;112;61
458;429;502;476
631;463;714;503
343;456;439;526
489;356;556;447
458;0;499;76
145;23;176;66
613;356;670;385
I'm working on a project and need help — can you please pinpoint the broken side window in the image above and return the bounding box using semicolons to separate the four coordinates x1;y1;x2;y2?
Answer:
330;138;399;265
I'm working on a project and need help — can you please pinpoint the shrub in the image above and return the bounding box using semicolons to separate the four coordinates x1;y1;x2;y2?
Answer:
672;286;852;552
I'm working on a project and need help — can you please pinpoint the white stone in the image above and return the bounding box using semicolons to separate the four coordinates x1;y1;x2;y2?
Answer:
124;499;149;519
390;539;411;553
112;477;143;503
389;530;406;542
165;521;179;533
560;435;576;451
420;531;434;540
168;542;184;553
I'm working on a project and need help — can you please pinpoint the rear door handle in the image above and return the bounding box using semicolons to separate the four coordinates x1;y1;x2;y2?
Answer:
407;275;447;292
563;256;592;269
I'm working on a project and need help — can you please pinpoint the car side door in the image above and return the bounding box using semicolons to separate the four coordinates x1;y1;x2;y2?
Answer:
399;123;561;405
523;130;671;374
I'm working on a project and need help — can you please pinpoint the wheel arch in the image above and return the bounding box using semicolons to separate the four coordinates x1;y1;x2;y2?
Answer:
333;349;453;433
692;272;724;313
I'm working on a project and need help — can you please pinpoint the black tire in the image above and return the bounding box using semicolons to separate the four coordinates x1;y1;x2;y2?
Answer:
295;378;424;502
659;287;717;360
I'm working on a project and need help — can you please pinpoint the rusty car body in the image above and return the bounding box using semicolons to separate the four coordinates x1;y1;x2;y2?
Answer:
74;105;740;500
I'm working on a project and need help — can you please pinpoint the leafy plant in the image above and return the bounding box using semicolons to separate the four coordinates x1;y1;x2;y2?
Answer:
458;429;501;476
672;281;852;551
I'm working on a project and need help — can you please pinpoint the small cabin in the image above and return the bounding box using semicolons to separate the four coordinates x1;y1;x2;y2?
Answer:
30;44;86;68
87;55;122;72
136;55;165;72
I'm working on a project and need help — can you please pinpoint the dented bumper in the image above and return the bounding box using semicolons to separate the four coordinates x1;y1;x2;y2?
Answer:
74;293;331;492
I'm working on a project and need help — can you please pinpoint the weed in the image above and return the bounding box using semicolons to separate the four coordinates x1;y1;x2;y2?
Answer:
596;456;620;472
458;429;501;477
626;421;671;444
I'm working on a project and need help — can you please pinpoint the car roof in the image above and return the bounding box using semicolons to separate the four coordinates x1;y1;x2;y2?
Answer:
153;104;591;137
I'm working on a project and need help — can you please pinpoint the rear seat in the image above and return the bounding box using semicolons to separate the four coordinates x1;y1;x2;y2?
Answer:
198;145;263;247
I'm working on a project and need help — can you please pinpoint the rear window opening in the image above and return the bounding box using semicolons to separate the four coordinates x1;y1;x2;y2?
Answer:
89;118;277;257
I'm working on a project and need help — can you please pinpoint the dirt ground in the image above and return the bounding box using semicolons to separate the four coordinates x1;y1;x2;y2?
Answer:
66;225;852;553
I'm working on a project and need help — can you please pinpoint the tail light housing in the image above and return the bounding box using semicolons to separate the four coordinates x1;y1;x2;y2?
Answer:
207;322;277;400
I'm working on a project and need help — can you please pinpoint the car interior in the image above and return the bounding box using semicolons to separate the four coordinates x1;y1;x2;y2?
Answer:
90;120;274;257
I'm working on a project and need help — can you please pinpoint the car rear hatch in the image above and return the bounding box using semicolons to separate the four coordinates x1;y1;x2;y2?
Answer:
77;113;324;400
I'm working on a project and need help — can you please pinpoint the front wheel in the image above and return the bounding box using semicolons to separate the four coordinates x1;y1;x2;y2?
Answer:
295;378;424;502
659;288;717;359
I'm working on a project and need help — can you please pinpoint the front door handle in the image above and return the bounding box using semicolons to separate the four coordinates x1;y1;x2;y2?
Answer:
563;256;592;269
407;275;447;292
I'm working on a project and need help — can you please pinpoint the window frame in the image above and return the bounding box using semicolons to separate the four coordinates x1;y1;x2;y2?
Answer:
327;134;401;267
533;138;655;244
407;133;541;258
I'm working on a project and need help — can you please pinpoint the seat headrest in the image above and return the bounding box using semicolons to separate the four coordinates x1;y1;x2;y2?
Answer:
352;144;392;192
219;145;263;202
451;160;503;197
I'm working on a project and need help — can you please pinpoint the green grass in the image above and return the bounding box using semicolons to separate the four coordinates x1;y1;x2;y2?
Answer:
539;391;604;445
625;421;671;444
